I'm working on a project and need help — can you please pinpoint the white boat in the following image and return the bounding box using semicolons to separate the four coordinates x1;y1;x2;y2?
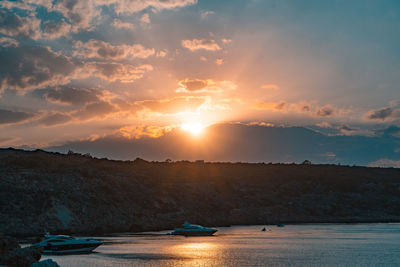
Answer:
31;234;103;254
168;222;217;236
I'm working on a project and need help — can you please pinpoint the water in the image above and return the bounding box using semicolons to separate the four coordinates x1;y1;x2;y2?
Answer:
42;224;400;266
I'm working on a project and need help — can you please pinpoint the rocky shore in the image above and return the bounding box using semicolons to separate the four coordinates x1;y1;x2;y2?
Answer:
0;235;59;267
1;148;400;237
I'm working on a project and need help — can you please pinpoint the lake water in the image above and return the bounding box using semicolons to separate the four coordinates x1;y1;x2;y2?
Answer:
42;224;400;266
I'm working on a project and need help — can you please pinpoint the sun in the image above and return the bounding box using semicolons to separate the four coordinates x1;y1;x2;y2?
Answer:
180;122;205;136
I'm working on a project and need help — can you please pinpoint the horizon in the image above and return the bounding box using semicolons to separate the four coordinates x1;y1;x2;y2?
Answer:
0;0;399;167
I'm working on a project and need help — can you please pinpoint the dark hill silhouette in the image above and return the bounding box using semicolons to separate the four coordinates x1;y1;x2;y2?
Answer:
1;148;400;237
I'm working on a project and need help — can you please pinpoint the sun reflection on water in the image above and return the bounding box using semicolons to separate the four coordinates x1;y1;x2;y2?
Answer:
167;241;222;266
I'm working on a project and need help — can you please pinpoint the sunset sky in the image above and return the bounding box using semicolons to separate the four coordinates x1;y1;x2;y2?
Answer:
0;0;399;166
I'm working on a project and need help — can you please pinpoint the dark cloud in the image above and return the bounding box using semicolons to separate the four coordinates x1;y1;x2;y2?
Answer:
178;79;208;92
0;109;35;124
0;37;19;47
366;107;395;121
41;19;71;39
316;105;334;117
298;104;311;112
51;0;98;32
0;45;80;92
72;101;118;120
275;102;286;111
337;124;358;135
73;40;154;60
39;112;72;127
375;126;400;138
45;86;102;105
0;9;41;39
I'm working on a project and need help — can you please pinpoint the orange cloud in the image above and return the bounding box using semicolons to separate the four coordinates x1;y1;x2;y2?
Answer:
176;79;237;93
261;84;280;90
181;39;221;51
117;125;172;139
253;101;287;111
139;96;206;115
215;59;223;65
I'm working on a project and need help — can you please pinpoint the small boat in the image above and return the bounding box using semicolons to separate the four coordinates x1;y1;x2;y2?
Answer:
31;233;103;255
277;224;285;227
168;221;217;236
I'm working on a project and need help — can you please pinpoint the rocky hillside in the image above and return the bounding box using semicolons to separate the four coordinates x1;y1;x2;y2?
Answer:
1;148;400;237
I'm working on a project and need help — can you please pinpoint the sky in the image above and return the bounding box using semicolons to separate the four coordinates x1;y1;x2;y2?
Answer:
0;0;399;166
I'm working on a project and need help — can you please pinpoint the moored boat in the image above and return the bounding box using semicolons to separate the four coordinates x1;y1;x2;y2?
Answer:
168;221;217;236
31;233;103;255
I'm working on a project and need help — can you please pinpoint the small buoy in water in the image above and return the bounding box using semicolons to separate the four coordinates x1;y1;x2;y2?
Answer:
261;227;266;231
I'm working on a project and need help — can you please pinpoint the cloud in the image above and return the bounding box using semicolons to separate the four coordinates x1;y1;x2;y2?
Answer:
100;0;197;14
45;86;103;105
261;84;280;90
0;37;19;47
215;59;223;65
111;19;135;29
200;10;215;19
0;9;41;39
84;62;153;83
336;124;358;135
221;38;232;44
0;136;17;145
73;40;155;60
368;158;400;168
316;105;335;117
50;0;99;32
1;0;197;35
0;109;36;124
365;107;399;121
41;19;71;39
139;96;206;114
296;102;311;113
177;79;208;92
156;50;167;57
39;112;72;127
253;101;287;111
0;45;80;92
376;126;400;138
117;125;172;139
181;39;221;51
72;101;118;120
140;13;150;24
176;79;237;93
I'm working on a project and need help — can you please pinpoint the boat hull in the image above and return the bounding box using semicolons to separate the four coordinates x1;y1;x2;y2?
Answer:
173;230;217;236
42;243;102;255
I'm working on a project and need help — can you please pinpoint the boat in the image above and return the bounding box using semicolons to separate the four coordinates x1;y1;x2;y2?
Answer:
277;224;285;227
168;221;217;236
31;233;103;254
